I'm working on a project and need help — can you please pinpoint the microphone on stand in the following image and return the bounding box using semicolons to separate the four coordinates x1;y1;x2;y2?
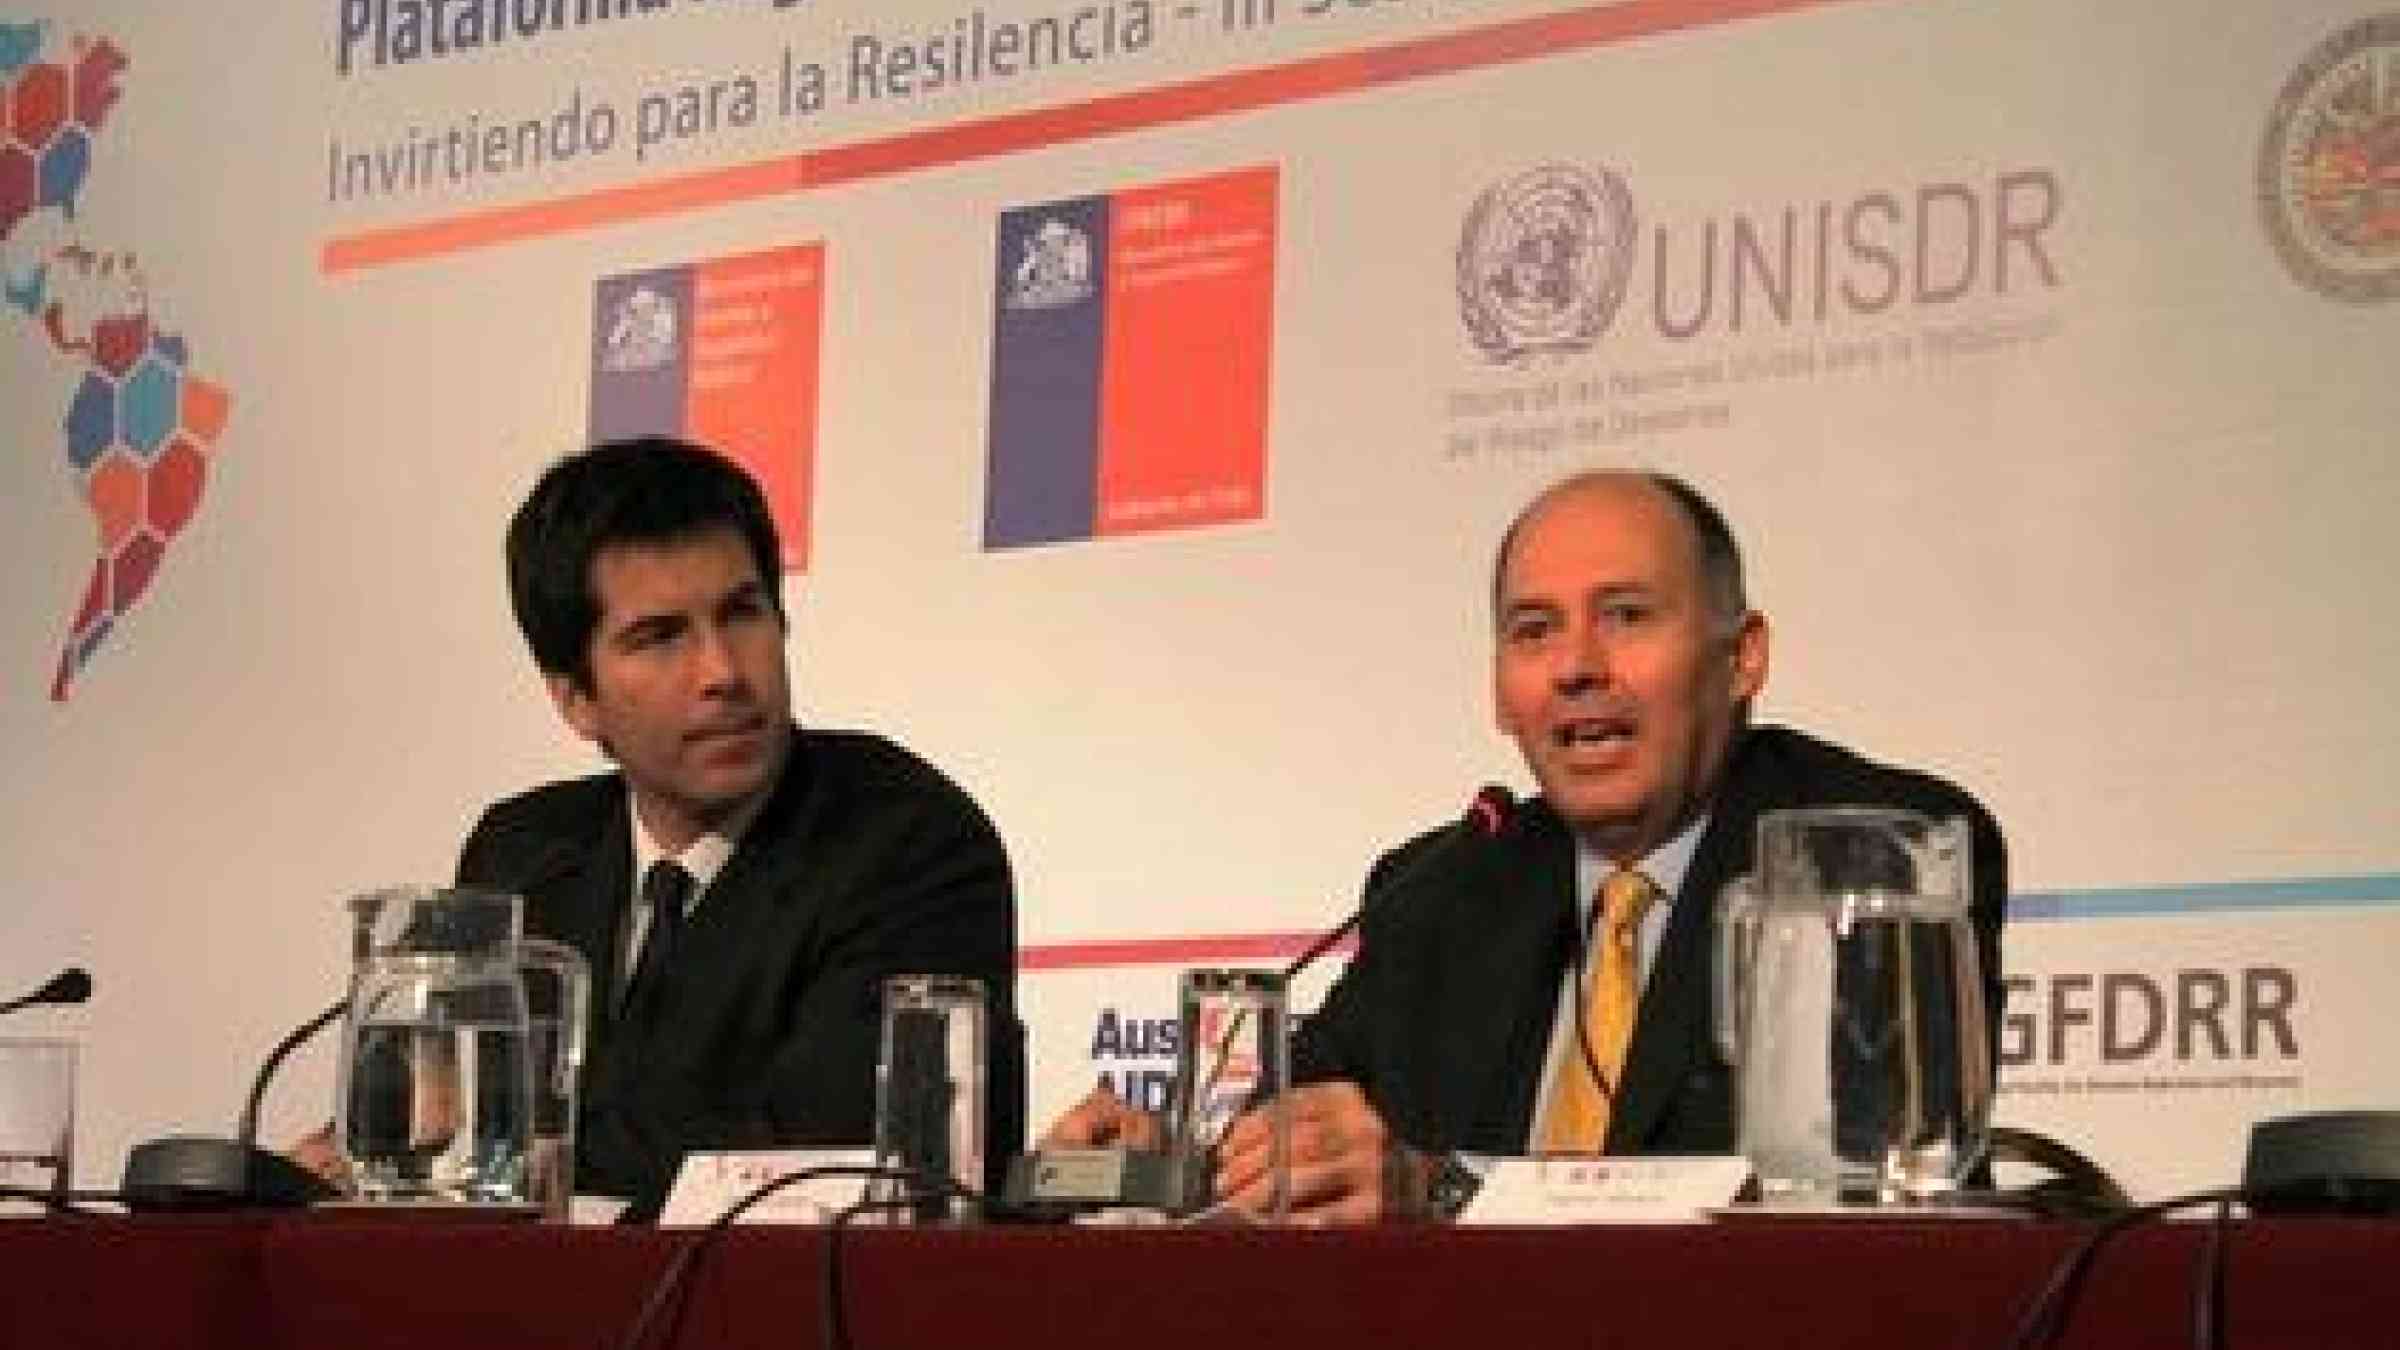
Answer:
120;996;348;1211
1002;785;1517;1213
0;967;93;1017
1280;785;1516;982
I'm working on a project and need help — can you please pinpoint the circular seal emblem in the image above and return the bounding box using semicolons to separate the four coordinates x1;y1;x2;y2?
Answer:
2257;13;2400;302
1456;163;1637;363
602;284;678;373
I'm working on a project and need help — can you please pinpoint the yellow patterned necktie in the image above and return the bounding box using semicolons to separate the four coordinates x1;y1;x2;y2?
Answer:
1539;867;1659;1154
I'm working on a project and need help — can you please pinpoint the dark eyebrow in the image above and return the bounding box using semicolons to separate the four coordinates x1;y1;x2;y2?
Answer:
1498;597;1563;626
717;577;770;610
610;610;688;646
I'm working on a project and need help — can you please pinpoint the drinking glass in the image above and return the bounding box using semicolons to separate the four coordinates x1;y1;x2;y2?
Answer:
0;1039;74;1211
873;974;987;1223
1168;968;1288;1217
519;937;589;1221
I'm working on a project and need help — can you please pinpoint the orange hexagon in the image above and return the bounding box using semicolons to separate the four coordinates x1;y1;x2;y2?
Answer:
149;434;207;539
181;376;229;447
9;62;65;152
87;449;143;550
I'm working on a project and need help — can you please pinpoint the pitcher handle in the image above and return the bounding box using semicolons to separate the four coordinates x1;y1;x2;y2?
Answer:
518;937;590;1096
1713;874;1760;1064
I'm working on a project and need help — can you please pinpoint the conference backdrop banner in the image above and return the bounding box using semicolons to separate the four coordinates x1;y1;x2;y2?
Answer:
2;0;2393;1202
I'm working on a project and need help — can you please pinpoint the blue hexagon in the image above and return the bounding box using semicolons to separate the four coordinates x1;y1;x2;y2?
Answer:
119;355;177;457
64;369;114;470
3;260;45;317
0;23;45;80
35;122;84;216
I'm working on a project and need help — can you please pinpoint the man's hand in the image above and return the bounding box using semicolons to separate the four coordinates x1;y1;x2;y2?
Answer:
1213;1081;1434;1225
1039;1086;1164;1150
288;1122;350;1190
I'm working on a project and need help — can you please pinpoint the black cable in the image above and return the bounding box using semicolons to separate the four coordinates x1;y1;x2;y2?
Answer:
2192;1197;2232;1350
613;1163;927;1350
1997;1186;2247;1350
823;1180;982;1350
0;1186;130;1213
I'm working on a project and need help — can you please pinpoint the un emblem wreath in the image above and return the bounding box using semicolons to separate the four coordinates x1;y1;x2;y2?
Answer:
1456;163;1637;363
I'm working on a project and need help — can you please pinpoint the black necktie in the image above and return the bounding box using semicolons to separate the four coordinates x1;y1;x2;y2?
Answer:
625;859;692;1015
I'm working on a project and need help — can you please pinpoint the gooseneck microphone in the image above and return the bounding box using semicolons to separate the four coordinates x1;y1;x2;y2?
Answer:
0;967;93;1017
1281;785;1516;981
234;997;351;1153
121;996;348;1210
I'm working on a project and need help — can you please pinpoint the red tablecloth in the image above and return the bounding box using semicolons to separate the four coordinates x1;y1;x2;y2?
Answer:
4;1212;2395;1349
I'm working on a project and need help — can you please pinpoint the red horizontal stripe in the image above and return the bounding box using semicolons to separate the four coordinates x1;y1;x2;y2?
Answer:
1020;931;1357;972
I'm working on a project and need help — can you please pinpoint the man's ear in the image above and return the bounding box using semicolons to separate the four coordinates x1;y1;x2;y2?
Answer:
1728;610;1770;704
1491;651;1520;741
546;672;601;745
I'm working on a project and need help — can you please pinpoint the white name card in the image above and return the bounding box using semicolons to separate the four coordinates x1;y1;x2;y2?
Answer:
1458;1155;1750;1226
656;1147;876;1228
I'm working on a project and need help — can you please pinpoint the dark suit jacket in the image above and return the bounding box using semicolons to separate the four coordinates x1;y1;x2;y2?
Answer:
456;727;1025;1204
1292;725;2007;1156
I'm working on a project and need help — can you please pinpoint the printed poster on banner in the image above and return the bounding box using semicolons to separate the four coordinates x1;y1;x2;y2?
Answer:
589;241;825;570
984;164;1277;550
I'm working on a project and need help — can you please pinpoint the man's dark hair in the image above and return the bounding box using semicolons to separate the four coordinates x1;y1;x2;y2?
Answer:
507;436;784;692
1490;469;1749;635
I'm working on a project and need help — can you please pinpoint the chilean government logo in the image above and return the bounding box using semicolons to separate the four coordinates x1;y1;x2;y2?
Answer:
2258;13;2400;303
1456;163;1636;362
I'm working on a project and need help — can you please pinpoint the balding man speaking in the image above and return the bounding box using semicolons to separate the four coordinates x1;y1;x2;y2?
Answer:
1052;469;2006;1223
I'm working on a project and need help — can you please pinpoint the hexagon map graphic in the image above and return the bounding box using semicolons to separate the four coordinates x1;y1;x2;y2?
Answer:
3;18;230;702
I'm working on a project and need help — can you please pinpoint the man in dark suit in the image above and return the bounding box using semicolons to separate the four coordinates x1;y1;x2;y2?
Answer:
461;435;1022;1208
1055;469;2003;1222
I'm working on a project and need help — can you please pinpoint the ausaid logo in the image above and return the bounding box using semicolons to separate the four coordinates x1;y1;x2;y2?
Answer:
1086;1006;1177;1111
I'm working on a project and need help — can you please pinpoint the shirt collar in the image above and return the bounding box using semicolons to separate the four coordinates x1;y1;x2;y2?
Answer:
627;789;767;904
1572;810;1710;915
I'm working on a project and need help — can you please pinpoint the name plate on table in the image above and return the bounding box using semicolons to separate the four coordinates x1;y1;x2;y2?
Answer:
657;1148;876;1228
1458;1155;1749;1226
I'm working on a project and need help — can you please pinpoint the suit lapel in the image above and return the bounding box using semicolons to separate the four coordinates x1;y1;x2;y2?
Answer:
1420;812;1578;1150
1607;821;1731;1147
500;784;633;1035
571;809;634;1020
1608;733;1774;1149
668;734;819;1003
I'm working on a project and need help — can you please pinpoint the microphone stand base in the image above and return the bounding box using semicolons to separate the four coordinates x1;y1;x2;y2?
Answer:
1001;1148;1191;1217
120;1135;338;1211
